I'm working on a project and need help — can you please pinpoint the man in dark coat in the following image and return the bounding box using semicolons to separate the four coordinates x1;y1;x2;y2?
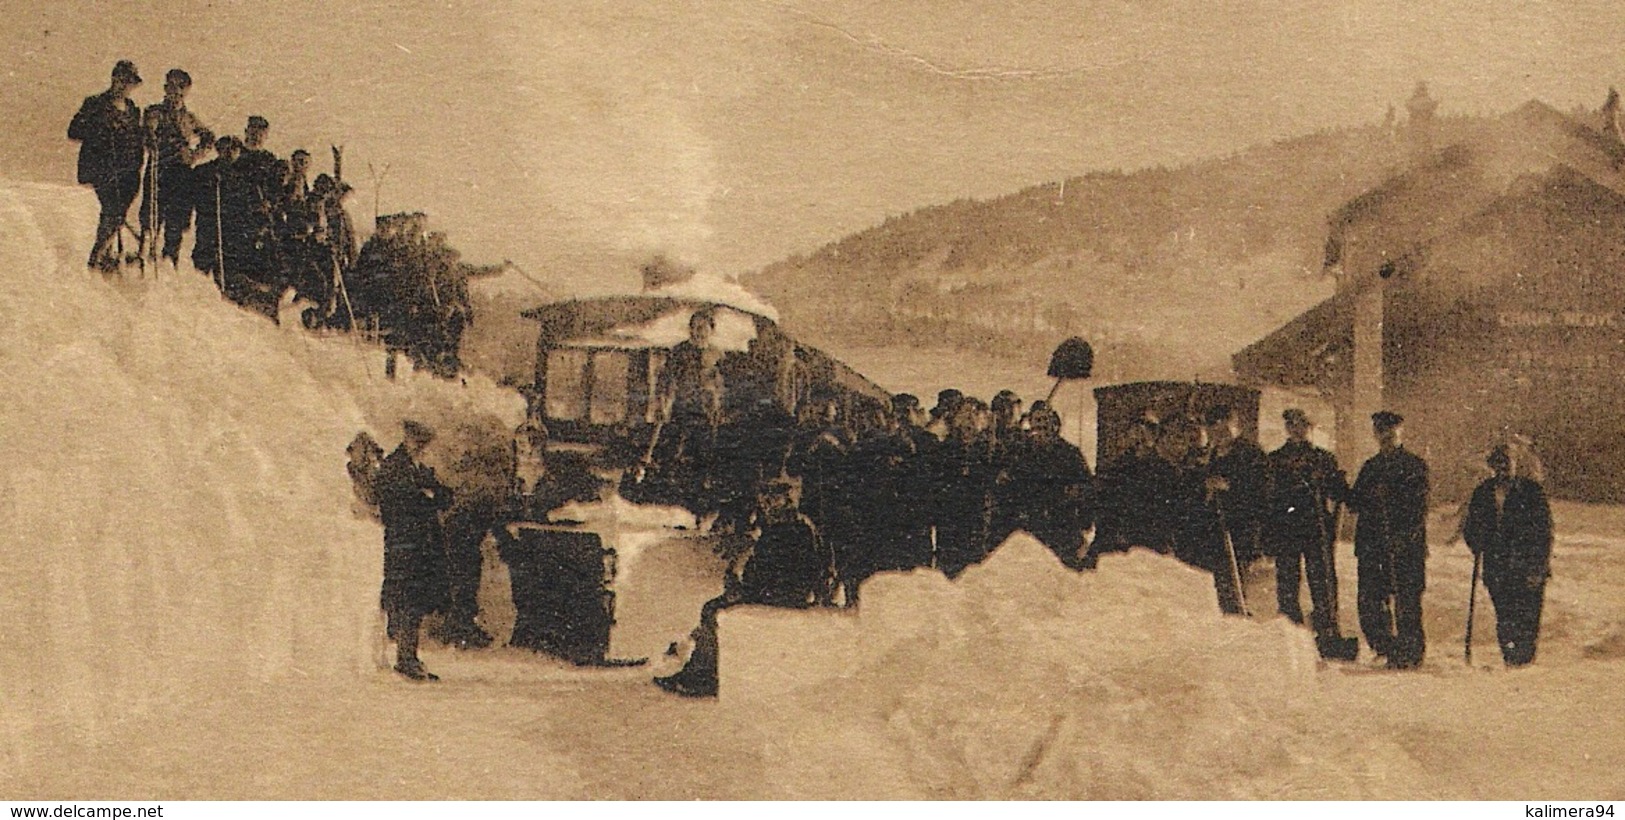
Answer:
190;135;242;284
376;420;452;681
1171;417;1247;615
653;309;725;515
1266;409;1355;656
654;478;830;697
1089;416;1178;563
139;69;213;265
837;404;916;603
69;61;146;272
1006;402;1094;569
932;398;996;578
430;421;516;651
1348;411;1431;669
987;390;1027;550
887;394;935;571
1204;405;1269;570
1462;444;1553;666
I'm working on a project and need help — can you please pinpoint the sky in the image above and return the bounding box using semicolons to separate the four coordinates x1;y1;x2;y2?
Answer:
5;1;1625;293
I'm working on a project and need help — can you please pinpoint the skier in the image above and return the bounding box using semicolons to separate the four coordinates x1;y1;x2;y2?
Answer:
1265;408;1357;659
654;478;830;698
190;135;242;283
68;61;146;272
375;421;452;681
139;69;214;266
1348;411;1431;669
1462;444;1553;666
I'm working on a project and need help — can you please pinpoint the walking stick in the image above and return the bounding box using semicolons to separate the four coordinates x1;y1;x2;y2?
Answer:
147;158;160;275
1209;492;1251;616
1465;550;1482;664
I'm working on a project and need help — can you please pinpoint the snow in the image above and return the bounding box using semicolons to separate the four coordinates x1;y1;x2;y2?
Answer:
3;181;1624;799
643;271;779;321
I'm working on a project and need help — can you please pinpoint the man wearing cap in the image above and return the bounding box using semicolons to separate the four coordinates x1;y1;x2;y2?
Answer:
1203;404;1269;571
1266;409;1356;658
1348;411;1431;668
375;420;453;681
1462;444;1553;666
235;116;283;277
69;61;147;271
140;69;214;265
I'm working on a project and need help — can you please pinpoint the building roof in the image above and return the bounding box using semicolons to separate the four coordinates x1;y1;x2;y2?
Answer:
1325;100;1625;283
1240;100;1625;388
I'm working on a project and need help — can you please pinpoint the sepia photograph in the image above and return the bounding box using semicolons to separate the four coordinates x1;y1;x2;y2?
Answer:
2;0;1624;802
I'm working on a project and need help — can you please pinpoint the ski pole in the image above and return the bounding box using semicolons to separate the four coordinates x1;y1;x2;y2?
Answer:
215;176;226;292
1465;550;1482;665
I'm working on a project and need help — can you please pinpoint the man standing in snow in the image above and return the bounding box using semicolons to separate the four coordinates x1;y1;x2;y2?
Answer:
653;308;725;514
376;420;452;681
1266;409;1356;658
68;61;146;272
140;69;214;265
1349;411;1430;669
1461;444;1553;666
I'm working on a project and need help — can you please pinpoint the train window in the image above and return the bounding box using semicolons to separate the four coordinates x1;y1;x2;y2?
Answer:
545;349;588;421
590;351;630;425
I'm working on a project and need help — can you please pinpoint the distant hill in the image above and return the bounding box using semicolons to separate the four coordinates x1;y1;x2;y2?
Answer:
743;115;1491;382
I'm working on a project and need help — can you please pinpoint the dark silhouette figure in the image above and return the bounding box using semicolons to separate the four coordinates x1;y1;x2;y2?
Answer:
1349;411;1430;669
932;398;995;579
68;61;146;272
1004;403;1094;569
655;479;830;698
1462;445;1553;667
1090;417;1179;562
139;69;213;265
376;421;452;681
1266;409;1356;657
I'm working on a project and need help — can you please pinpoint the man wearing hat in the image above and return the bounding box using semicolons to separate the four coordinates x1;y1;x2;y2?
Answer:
69;61;147;271
1348;411;1431;668
375;420;453;680
1266;409;1356;659
140;69;214;265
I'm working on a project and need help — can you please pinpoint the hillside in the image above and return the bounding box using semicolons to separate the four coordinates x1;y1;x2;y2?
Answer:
743;116;1488;381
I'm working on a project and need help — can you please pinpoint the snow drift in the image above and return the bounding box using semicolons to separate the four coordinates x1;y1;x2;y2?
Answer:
4;180;1625;799
0;181;522;775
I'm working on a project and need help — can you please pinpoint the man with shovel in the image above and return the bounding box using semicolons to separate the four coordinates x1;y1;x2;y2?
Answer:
1349;411;1431;669
1266;409;1358;660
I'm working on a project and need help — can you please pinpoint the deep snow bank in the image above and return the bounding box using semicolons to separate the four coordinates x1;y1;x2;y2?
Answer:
0;182;521;770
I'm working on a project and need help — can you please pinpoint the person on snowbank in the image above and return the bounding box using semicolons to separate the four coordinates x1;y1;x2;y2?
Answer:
68;61;146;272
376;420;453;681
1462;444;1553;666
1348;411;1431;669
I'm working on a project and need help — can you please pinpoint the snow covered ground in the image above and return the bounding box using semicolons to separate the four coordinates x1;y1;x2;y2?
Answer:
2;182;1623;799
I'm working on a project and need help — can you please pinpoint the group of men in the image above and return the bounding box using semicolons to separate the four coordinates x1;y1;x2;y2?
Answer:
68;60;358;322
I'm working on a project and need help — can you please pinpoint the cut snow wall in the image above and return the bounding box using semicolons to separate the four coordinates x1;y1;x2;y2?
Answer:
0;182;522;769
